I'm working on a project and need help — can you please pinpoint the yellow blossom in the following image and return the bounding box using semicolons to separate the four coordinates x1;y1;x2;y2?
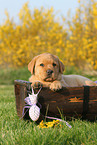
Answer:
0;1;97;70
38;120;60;128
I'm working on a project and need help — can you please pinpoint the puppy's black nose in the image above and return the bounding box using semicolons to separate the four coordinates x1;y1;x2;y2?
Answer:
46;69;53;75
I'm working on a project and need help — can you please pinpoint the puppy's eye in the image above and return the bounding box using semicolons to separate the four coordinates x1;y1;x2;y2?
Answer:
53;63;56;67
40;63;44;67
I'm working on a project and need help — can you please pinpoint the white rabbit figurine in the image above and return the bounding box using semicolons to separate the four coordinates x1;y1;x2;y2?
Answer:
24;87;42;121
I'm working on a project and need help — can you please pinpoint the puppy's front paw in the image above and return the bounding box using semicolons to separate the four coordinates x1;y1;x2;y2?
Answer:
31;81;43;89
50;81;62;91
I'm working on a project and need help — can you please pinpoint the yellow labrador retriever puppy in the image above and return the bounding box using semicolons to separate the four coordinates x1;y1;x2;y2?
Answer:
28;53;97;91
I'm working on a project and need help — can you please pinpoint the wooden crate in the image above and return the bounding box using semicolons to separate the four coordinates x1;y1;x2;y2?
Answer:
14;80;97;121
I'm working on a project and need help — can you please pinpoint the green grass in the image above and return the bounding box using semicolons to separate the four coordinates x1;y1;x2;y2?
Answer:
64;66;97;82
0;86;97;145
0;67;31;85
0;67;97;144
0;66;97;85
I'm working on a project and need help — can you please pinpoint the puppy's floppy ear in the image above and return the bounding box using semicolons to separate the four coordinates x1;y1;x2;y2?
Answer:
28;55;39;75
59;60;65;73
53;54;64;73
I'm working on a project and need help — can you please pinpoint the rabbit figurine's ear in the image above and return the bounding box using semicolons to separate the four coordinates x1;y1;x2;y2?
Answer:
32;87;34;95
37;87;42;95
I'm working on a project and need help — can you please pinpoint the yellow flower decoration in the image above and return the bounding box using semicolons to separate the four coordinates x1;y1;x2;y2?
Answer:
38;120;61;129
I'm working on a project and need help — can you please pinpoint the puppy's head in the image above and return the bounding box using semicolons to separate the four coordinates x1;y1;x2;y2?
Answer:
28;53;64;82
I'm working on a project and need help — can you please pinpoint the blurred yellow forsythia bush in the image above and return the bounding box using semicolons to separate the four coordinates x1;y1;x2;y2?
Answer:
0;0;97;69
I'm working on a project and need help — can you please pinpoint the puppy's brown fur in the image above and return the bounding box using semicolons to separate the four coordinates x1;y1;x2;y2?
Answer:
28;53;97;91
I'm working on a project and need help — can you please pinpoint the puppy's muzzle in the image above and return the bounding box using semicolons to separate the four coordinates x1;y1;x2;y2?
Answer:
46;69;53;75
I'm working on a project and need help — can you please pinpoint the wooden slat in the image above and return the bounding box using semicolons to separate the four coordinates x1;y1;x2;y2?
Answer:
14;82;28;118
